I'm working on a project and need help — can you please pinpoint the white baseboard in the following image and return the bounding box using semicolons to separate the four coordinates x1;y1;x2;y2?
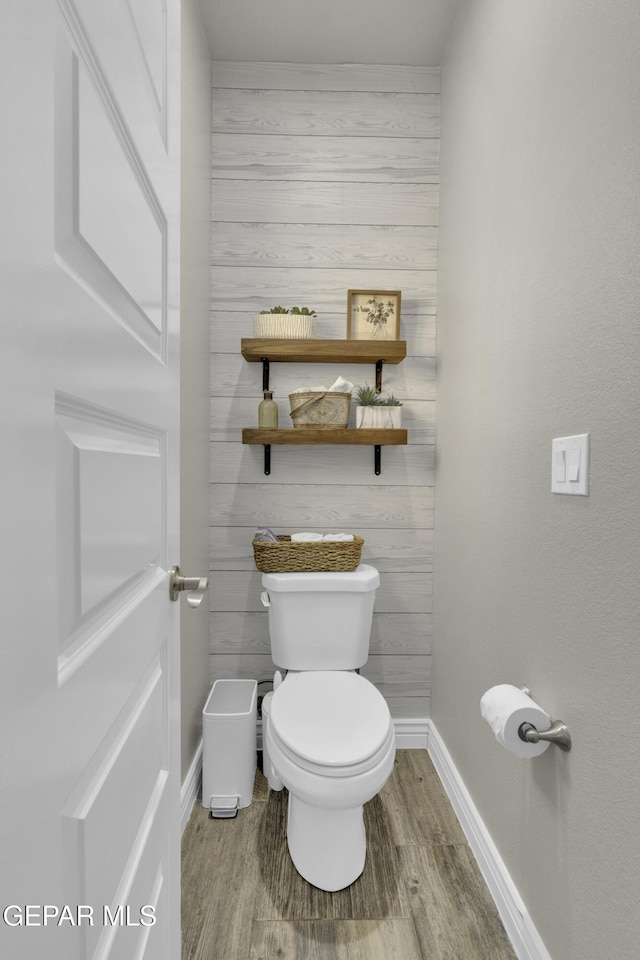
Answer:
180;739;203;835
427;721;553;960
394;717;429;748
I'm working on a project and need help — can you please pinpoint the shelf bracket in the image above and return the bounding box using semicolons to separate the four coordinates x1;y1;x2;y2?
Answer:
261;357;270;392
260;442;383;476
375;359;384;393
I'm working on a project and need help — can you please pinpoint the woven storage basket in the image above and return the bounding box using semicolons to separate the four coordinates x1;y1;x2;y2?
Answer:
289;391;351;429
253;535;364;573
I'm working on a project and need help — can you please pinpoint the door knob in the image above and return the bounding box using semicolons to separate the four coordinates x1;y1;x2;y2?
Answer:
169;566;208;607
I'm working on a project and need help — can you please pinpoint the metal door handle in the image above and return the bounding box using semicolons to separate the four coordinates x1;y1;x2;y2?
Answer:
169;566;208;608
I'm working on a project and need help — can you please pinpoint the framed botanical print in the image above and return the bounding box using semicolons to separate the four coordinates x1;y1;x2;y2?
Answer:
346;290;401;341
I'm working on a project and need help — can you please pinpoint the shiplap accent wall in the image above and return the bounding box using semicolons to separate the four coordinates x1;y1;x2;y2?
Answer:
209;61;438;719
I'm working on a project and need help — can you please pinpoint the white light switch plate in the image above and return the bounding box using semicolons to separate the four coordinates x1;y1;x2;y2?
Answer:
551;434;590;495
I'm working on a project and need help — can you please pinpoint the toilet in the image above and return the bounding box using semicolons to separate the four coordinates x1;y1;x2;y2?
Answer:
260;564;396;891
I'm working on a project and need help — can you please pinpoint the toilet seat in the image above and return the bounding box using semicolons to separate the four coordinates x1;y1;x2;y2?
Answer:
269;671;393;778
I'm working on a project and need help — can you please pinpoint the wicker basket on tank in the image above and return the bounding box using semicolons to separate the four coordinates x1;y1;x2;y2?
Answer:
252;534;364;573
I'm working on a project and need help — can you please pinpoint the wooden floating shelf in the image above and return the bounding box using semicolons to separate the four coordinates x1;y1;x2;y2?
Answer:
243;428;407;476
241;338;407;365
240;338;408;475
242;428;407;446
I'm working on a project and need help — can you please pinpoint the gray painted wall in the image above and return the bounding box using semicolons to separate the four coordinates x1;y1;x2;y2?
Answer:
209;62;437;717
180;0;212;782
434;2;640;958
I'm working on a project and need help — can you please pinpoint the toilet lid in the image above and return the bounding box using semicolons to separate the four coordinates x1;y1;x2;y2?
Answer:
269;672;392;769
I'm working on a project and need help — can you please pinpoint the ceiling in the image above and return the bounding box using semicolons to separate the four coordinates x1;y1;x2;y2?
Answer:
198;0;460;67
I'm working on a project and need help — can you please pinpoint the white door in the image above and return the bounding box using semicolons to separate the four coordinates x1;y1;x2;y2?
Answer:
1;2;182;958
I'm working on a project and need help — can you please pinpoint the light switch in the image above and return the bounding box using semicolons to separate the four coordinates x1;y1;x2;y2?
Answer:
567;447;581;482
554;448;566;482
551;434;590;495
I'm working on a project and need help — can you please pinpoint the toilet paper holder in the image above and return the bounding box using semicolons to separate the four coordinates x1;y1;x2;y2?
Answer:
516;686;572;752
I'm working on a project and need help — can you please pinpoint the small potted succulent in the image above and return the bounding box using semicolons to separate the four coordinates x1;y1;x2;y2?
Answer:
254;305;317;339
355;384;403;428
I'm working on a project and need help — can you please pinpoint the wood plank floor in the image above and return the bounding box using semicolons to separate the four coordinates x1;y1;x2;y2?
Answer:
181;750;517;960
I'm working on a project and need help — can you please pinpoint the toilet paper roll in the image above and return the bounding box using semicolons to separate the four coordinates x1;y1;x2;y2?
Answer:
480;684;552;758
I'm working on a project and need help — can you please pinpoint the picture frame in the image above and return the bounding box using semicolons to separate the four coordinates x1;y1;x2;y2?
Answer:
346;289;401;341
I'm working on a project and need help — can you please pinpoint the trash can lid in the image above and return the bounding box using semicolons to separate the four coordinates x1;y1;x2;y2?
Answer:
203;679;257;717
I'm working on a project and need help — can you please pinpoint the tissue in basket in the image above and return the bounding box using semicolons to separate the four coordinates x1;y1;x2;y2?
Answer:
252;534;364;572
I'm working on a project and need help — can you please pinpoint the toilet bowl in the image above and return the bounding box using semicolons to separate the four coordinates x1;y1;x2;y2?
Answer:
260;564;395;890
265;670;396;891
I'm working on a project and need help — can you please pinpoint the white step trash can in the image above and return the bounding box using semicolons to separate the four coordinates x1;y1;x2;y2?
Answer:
202;678;257;818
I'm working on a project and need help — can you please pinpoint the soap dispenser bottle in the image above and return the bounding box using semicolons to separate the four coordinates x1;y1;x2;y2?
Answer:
258;390;278;428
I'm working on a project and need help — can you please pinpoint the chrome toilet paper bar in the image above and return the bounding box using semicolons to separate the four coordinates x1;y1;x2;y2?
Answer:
518;719;572;752
515;686;572;751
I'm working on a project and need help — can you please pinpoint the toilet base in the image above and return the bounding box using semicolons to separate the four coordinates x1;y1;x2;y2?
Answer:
286;793;366;891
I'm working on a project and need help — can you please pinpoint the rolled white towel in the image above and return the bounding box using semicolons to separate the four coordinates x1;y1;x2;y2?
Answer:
291;532;323;542
322;533;354;542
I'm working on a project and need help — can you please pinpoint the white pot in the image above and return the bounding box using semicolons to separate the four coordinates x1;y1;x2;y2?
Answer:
356;406;402;429
254;313;316;339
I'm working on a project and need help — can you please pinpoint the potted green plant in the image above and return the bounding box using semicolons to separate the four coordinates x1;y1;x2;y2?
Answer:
354;384;403;428
254;306;317;339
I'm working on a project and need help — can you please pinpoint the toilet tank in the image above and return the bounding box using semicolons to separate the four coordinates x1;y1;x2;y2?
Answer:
261;564;380;670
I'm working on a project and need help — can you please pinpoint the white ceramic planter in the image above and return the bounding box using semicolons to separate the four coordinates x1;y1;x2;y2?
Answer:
356;406;402;429
254;313;316;339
